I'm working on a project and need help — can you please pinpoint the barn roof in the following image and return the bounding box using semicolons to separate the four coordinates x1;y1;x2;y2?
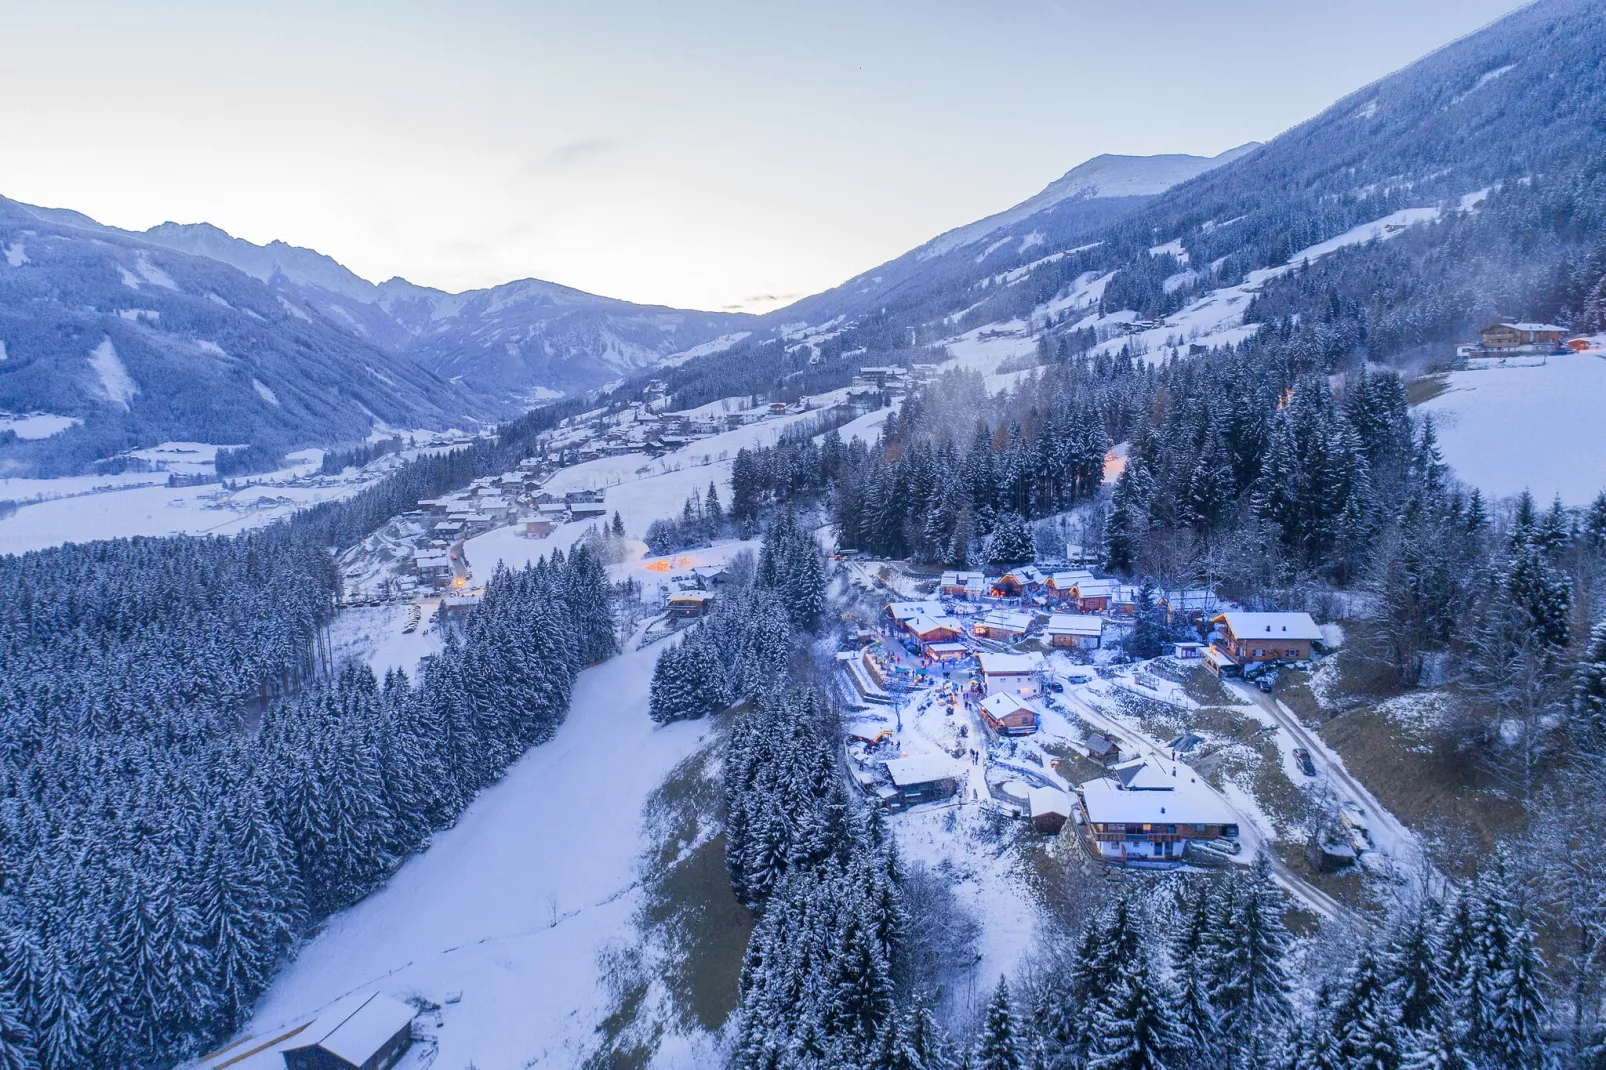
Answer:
291;992;415;1067
885;755;963;787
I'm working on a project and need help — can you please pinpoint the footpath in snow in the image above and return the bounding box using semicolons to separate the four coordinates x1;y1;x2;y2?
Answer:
239;637;713;1069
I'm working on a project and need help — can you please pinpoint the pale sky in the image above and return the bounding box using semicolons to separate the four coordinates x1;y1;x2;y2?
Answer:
1;1;1526;313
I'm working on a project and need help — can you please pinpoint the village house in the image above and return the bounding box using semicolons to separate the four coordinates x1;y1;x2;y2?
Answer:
1205;611;1323;676
908;615;965;652
1478;321;1568;351
1158;587;1217;623
885;600;947;633
1045;570;1095;602
940;570;988;598
978;691;1040;736
883;755;963;806
1070;578;1119;613
971;609;1036;641
668;589;715;619
1077;763;1239;864
1045;613;1103;649
975;652;1046;697
992;565;1046;598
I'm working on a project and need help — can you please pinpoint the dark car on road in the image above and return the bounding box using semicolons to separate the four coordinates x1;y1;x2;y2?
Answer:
1293;748;1316;776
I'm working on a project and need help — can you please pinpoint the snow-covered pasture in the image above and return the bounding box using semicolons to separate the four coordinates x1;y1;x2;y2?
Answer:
1416;354;1606;506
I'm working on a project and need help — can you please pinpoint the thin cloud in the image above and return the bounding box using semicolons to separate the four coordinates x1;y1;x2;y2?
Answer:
726;292;799;311
544;137;618;166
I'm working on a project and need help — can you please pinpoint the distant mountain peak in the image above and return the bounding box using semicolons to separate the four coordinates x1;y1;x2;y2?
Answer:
921;143;1260;259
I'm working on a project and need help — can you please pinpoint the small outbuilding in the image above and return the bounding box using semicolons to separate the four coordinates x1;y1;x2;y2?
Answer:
884;755;963;806
1028;787;1073;834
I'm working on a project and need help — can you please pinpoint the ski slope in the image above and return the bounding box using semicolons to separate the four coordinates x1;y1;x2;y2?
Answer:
239;638;714;1069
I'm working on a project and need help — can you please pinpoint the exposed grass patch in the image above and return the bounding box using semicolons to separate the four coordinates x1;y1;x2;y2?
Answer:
1405;373;1452;406
1317;707;1525;857
1181;665;1236;706
637;733;754;1033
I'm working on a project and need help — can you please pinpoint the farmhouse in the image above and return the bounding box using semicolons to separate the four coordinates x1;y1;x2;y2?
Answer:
883;755;963;806
975;652;1046;697
978;691;1040;736
1045;613;1103;649
971;609;1036;640
1479;322;1567;350
1206;611;1322;675
1077;770;1239;864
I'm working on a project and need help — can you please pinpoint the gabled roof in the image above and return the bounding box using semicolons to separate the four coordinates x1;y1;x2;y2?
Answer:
909;615;963;637
1110;758;1179;790
885;755;963;787
1028;786;1072;819
284;993;415;1069
1049;570;1096;588
1212;611;1322;641
1046;614;1103;637
1488;321;1566;332
1079;775;1234;826
979;610;1035;632
980;692;1038;720
976;652;1046;675
1002;565;1046;584
887;600;945;622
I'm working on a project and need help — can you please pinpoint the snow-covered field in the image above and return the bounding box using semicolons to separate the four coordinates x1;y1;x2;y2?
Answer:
241;637;715;1070
1417;354;1606;505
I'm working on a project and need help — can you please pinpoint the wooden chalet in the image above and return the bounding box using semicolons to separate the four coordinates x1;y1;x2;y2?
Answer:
1205;611;1322;675
939;570;987;598
979;691;1040;736
1071;578;1118;613
668;589;715;619
883;755;963;806
1045;570;1095;602
1084;731;1122;764
971;609;1035;640
908;615;964;651
886;600;946;633
1045;613;1103;649
992;565;1046;598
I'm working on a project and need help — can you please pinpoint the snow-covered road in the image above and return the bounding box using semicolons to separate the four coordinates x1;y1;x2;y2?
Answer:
240;637;713;1069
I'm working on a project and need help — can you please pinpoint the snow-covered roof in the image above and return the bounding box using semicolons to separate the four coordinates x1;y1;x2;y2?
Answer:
887;600;945;622
940;570;986;585
979;609;1034;633
909;615;963;637
1075;579;1119;598
885;755;963;787
980;692;1037;720
976;652;1045;676
1490;322;1566;332
1028;786;1072;818
1046;614;1102;637
291;992;415;1067
1002;565;1045;584
1079;776;1234;826
1049;570;1095;588
1213;611;1322;641
668;589;712;603
1110;758;1179;790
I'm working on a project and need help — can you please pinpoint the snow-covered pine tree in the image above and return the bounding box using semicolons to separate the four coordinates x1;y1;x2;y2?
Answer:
1086;949;1183;1070
1327;948;1403;1070
973;977;1027;1070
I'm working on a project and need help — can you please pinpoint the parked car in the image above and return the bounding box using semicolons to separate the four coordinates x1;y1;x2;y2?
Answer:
1256;674;1277;693
1046;680;1065;694
1066;673;1092;684
1293;748;1316;776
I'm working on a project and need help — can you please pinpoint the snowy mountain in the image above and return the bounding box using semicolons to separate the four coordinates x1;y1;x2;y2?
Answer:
0;198;491;475
139;221;755;402
734;0;1606;382
767;145;1257;332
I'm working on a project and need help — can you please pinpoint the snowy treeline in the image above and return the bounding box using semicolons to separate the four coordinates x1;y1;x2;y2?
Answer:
645;481;727;555
0;535;613;1068
649;517;826;724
